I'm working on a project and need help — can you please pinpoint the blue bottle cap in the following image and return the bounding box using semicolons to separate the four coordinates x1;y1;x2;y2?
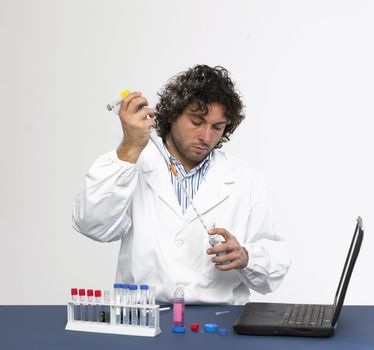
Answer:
172;325;186;333
113;283;122;288
204;323;218;333
218;328;228;336
140;284;149;290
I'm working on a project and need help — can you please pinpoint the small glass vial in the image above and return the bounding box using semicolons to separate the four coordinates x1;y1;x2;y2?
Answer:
172;286;186;333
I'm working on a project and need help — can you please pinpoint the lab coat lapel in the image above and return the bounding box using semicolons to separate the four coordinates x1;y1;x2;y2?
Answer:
140;147;183;219
184;153;235;222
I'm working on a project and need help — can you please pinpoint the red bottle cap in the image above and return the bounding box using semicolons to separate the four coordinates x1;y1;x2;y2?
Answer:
87;289;94;297
191;323;200;332
71;288;78;296
79;289;86;296
95;290;102;298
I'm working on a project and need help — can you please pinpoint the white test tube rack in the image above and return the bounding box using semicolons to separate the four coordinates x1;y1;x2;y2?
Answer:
65;300;161;337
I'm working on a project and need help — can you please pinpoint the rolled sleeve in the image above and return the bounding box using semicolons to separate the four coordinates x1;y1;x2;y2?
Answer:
72;150;139;242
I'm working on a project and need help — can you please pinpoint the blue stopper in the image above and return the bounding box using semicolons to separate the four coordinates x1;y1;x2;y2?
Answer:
218;328;228;336
172;325;186;333
204;323;218;333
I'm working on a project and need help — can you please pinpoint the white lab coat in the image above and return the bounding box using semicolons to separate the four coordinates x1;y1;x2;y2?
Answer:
73;140;290;305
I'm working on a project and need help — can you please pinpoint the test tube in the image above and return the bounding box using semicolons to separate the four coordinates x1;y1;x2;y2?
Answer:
209;223;230;265
71;288;79;321
103;290;111;323
78;289;86;322
129;284;138;325
172;286;186;333
122;284;130;325
94;290;102;323
113;283;122;324
148;286;156;328
87;289;94;322
139;284;149;326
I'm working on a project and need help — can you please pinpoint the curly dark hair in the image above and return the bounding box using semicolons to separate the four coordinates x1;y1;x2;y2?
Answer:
155;64;245;148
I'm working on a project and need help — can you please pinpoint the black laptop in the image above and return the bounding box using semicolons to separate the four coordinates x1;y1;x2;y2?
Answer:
233;216;364;337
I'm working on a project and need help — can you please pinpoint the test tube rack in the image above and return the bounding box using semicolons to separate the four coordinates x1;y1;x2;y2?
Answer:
65;300;161;337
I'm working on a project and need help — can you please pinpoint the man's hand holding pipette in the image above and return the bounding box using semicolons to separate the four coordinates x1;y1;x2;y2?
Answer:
117;91;156;163
207;227;249;270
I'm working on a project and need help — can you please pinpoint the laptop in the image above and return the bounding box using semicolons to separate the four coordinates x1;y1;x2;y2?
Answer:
233;216;364;337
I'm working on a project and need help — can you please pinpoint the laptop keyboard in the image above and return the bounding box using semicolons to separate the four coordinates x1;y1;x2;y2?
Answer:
280;304;326;327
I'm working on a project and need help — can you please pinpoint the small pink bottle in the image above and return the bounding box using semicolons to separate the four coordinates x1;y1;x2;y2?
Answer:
172;287;186;333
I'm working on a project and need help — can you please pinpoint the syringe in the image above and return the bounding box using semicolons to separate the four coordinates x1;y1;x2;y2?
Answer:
148;129;227;256
107;90;227;259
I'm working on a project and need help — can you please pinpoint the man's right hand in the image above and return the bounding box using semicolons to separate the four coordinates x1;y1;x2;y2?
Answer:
116;91;156;163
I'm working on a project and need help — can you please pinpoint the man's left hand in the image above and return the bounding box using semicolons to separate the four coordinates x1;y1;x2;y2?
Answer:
206;227;249;271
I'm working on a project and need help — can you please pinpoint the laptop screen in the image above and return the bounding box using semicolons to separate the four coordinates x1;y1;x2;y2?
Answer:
332;216;364;326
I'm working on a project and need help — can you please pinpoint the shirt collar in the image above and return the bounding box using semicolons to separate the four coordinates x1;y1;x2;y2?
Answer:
161;141;213;175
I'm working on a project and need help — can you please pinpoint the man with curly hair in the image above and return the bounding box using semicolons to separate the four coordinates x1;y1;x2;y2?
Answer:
73;65;289;304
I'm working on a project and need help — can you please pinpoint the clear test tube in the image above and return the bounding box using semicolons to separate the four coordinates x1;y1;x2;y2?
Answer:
119;284;126;324
78;289;86;322
129;284;138;325
139;284;149;326
71;288;79;321
103;290;111;324
122;284;130;325
87;289;94;322
113;283;122;324
148;285;156;328
94;290;102;323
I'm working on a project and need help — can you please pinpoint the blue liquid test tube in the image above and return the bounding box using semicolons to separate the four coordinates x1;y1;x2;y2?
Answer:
129;284;138;325
139;284;149;326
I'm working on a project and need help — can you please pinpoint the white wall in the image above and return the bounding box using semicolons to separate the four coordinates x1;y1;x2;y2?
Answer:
0;0;373;305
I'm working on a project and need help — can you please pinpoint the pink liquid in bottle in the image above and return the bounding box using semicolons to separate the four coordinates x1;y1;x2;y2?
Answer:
172;287;186;332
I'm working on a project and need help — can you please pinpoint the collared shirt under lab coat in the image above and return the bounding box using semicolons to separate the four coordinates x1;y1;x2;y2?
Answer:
73;140;290;305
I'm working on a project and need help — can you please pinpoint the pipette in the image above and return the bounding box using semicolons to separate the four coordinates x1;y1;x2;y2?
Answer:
107;90;227;258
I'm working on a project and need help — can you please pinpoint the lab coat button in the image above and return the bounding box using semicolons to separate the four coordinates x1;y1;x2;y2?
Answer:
175;239;184;247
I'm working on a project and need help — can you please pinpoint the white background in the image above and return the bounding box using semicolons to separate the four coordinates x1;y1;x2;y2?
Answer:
0;0;373;305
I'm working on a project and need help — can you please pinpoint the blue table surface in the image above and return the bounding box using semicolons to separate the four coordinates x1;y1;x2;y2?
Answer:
0;305;373;350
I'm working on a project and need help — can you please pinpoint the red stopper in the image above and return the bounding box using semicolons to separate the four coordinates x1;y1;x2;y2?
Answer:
87;289;94;297
79;289;86;296
71;288;78;296
191;323;200;332
95;290;102;298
